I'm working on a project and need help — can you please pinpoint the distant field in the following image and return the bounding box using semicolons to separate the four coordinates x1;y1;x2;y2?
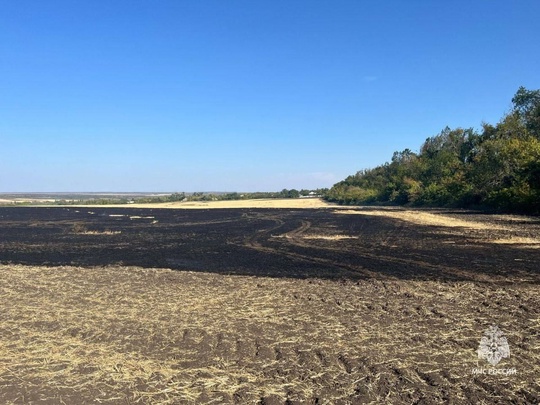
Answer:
52;197;339;209
0;206;539;403
0;195;339;209
0;193;171;205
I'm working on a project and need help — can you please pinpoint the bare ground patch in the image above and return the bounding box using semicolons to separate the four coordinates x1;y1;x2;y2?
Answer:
0;264;538;404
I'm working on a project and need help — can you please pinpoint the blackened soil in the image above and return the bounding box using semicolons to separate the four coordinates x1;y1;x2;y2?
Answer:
0;206;538;283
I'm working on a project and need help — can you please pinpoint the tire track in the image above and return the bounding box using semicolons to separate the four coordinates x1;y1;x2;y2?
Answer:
242;217;380;279
244;215;499;282
280;218;500;282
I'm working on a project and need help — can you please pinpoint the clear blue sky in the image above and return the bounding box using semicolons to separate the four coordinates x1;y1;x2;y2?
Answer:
1;1;539;192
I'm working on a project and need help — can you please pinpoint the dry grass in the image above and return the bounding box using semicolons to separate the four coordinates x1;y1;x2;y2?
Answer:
80;230;122;235
0;264;537;404
70;223;121;235
61;198;338;210
490;237;540;248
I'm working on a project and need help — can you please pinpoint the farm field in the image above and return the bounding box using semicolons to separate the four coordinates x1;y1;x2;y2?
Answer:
0;206;539;404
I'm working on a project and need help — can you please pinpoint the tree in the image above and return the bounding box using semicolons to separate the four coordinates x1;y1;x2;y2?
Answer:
325;86;540;213
512;86;540;137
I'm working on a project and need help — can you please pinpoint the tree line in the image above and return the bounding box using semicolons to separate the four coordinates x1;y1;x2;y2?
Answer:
38;189;328;206
325;87;540;213
137;189;328;203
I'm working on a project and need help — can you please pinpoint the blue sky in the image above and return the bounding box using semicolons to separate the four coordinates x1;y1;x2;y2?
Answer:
1;1;539;192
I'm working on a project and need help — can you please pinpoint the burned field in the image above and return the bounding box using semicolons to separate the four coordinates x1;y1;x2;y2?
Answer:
0;206;539;404
1;206;539;281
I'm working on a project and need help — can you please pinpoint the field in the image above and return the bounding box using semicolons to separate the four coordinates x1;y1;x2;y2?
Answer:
0;202;539;404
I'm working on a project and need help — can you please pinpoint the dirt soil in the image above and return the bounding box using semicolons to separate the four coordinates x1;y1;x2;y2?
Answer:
0;206;539;404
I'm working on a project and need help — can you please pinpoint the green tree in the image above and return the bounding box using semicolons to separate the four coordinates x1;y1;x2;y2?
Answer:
512;86;540;137
326;87;540;213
